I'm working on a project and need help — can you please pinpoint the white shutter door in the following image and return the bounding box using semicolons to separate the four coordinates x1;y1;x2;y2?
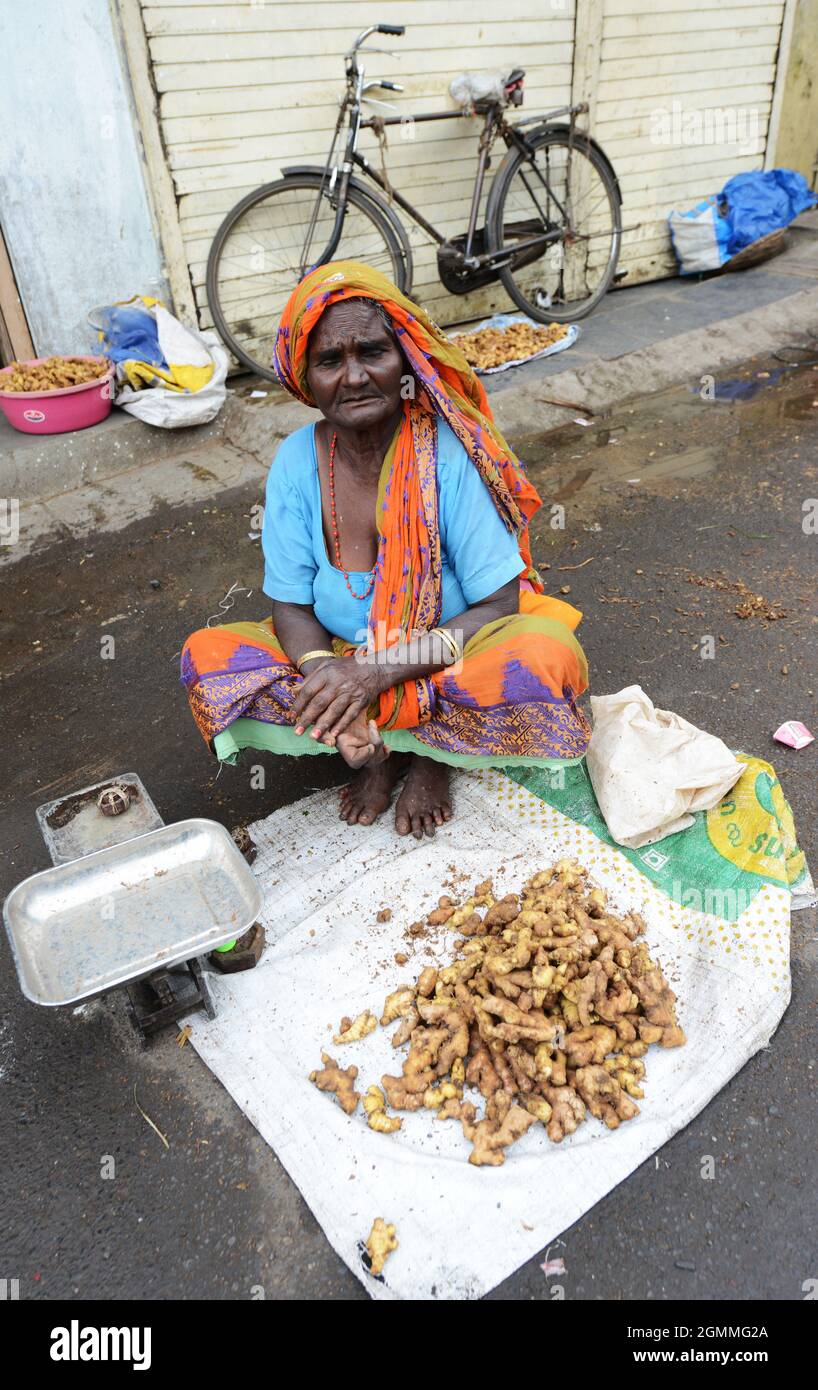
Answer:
592;0;787;283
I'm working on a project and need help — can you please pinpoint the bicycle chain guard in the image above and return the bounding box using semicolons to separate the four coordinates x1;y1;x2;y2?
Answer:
438;220;555;296
437;231;500;295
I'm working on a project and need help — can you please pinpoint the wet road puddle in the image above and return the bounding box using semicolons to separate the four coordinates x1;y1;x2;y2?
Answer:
514;349;818;510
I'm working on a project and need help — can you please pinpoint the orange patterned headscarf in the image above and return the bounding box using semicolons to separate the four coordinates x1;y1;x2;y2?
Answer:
273;261;543;723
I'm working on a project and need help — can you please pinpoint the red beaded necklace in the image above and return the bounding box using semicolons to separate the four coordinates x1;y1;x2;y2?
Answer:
328;430;378;601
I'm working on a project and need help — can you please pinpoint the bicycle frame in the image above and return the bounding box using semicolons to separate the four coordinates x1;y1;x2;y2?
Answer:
356;102;587;268
306;25;590;275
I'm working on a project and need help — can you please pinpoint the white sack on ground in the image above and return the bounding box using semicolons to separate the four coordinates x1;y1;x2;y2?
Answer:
586;685;746;849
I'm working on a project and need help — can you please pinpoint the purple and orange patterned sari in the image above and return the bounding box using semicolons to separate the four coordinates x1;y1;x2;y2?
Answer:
181;261;590;768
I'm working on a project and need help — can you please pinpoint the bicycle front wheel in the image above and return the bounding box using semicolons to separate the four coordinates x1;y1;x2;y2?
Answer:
488;130;621;322
206;174;410;380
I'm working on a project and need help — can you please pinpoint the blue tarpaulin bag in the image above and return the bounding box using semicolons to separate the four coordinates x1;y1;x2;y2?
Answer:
720;169;817;254
669;168;816;274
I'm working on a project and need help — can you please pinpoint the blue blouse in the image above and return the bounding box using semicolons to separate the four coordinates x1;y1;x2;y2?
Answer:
261;417;524;643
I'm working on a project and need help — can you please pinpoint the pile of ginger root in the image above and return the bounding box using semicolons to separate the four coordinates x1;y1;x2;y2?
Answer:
1;356;107;392
309;859;685;1167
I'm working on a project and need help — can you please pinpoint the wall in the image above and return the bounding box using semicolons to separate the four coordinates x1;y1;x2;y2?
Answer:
0;0;167;356
773;0;818;186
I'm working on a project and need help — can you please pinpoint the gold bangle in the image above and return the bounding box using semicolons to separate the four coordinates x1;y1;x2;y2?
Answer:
296;648;336;671
431;627;462;665
443;627;462;659
428;628;452;662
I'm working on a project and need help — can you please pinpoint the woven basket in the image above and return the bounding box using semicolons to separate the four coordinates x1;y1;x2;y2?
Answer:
721;228;788;272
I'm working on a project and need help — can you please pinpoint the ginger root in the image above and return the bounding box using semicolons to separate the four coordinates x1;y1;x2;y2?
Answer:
333;1010;377;1044
603;1054;645;1099
563;1024;617;1066
423;1081;461;1109
523;1095;553;1125
628;962;686;1047
365;1217;398;1276
390;1006;419;1048
541;1084;585;1142
381;1073;426;1111
380;986;415;1025
416;966;438;997
2;356;108;392
437;1097;477;1126
466;1043;502;1098
426;896;456;925
574;1064;640;1129
467;1092;537;1167
362;1085;402;1133
309;1052;361;1115
321;862;685;1163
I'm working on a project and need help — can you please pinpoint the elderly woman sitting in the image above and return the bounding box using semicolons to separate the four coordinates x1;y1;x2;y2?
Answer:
181;261;589;839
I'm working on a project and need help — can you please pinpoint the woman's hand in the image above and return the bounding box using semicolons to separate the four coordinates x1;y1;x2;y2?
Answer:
292;655;385;742
335;714;387;769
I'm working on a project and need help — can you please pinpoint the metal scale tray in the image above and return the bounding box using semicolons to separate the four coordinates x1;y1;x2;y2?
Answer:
3;774;262;1010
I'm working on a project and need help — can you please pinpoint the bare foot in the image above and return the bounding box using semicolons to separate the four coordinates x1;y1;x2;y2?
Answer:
394;755;453;839
339;752;409;826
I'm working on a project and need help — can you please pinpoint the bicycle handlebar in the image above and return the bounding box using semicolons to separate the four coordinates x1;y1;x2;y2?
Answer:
349;23;406;55
346;24;406;84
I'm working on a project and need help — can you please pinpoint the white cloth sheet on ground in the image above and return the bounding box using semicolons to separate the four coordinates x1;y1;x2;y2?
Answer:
186;768;791;1300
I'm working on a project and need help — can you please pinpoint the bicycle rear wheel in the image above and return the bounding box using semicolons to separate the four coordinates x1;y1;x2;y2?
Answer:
488;130;621;322
206;174;411;380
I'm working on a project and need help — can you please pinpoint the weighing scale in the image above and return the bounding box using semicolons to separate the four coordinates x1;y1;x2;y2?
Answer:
3;773;263;1045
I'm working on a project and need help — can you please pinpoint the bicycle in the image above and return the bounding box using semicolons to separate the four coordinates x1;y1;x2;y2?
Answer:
207;22;623;381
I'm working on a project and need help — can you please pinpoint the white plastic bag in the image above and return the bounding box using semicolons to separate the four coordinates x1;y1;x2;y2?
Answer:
114;310;229;428
449;72;508;113
585;685;746;848
668;197;731;275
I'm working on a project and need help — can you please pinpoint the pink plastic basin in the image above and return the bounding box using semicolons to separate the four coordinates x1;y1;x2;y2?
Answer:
0;356;114;435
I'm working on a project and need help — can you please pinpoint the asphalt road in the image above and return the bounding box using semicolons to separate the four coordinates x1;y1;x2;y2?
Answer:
1;351;816;1300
